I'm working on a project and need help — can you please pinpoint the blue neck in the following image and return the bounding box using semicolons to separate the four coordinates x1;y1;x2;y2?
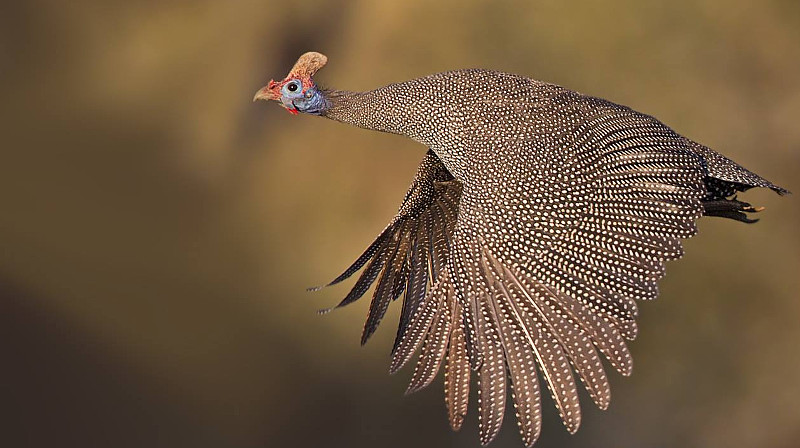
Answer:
294;87;329;116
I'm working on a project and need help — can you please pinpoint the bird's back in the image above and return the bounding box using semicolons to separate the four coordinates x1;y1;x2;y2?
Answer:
375;68;785;198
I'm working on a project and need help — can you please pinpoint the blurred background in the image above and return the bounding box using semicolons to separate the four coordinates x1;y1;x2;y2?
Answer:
1;1;799;447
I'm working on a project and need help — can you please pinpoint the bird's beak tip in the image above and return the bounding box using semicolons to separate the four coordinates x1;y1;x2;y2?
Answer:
253;87;269;102
253;81;278;102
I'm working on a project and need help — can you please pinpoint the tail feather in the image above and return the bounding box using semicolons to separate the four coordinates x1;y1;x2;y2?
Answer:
702;196;764;223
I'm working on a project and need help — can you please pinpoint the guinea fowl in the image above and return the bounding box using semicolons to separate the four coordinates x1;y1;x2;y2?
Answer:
253;52;788;446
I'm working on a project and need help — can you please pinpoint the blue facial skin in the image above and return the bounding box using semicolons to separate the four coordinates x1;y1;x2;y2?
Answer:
280;79;328;115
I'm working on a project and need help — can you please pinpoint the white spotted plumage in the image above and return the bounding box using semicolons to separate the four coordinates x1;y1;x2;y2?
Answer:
259;53;788;447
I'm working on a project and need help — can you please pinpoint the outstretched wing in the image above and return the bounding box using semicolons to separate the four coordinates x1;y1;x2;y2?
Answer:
317;149;462;351
319;94;724;447
389;95;709;446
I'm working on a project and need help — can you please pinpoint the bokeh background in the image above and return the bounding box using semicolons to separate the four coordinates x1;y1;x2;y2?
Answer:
2;1;799;447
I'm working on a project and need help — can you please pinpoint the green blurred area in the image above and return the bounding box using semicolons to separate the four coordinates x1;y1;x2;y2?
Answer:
1;1;799;447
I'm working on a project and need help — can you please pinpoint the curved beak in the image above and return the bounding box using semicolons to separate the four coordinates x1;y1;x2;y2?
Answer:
253;80;280;102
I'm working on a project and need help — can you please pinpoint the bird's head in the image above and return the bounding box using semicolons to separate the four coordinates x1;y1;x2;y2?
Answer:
253;51;329;115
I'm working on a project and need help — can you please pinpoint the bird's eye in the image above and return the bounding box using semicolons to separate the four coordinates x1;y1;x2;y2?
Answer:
282;80;302;96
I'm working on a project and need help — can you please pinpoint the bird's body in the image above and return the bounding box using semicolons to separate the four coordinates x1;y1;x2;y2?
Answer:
254;52;788;447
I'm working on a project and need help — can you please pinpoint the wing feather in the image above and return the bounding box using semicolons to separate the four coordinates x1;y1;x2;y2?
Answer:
476;289;508;445
319;94;722;447
444;294;470;431
406;285;452;393
393;224;430;355
361;222;408;344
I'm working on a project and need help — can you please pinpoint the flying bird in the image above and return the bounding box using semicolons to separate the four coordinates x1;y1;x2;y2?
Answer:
253;52;788;446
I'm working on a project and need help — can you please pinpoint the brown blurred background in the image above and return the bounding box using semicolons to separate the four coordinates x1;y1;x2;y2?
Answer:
1;1;799;447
